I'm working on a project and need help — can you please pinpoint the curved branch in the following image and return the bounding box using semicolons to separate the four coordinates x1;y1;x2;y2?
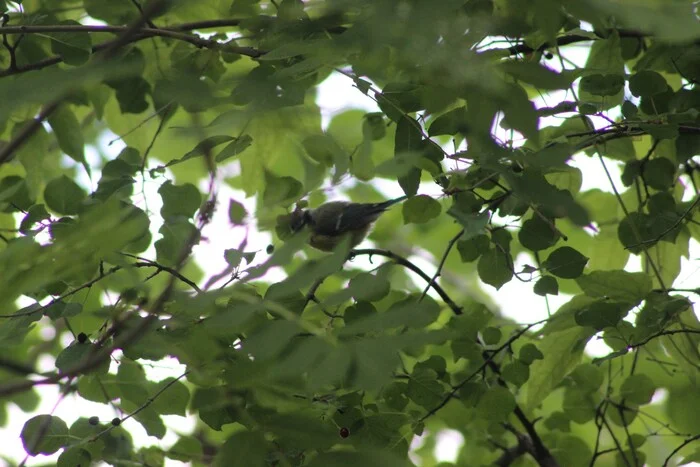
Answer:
663;434;700;467
350;248;463;315
420;229;463;300
126;254;202;293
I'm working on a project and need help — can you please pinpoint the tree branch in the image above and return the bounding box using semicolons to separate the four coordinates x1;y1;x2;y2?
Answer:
0;24;262;57
350;248;463;315
663;433;700;467
0;101;60;164
0;25;262;79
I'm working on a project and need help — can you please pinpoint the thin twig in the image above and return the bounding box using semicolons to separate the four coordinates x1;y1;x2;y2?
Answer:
625;195;699;249
420;229;464;300
419;321;544;423
662;434;700;466
83;370;190;445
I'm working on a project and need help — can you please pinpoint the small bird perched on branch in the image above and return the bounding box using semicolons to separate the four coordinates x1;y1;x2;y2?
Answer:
288;196;408;251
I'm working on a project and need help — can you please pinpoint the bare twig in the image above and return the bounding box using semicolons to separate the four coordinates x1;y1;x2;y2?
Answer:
662;433;700;466
420;229;464;300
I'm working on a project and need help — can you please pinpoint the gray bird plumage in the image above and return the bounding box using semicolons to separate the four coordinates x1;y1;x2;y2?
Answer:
290;196;407;251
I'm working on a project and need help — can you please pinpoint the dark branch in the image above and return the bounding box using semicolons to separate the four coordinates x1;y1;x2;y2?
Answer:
663;433;700;467
350;248;463;315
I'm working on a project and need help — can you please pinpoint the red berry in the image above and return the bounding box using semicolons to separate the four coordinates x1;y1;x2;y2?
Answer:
339;427;350;438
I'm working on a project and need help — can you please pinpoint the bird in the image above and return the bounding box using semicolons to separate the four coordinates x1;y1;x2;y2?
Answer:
288;196;408;251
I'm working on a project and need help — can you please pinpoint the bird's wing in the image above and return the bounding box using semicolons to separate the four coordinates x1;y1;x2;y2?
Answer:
311;197;406;235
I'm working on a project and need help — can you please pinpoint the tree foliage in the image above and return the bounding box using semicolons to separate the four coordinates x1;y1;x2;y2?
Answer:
0;0;699;466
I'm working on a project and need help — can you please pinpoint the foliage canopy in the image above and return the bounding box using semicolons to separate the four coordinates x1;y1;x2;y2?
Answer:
0;0;699;466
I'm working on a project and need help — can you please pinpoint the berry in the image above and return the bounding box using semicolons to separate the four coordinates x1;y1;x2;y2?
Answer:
339;427;350;438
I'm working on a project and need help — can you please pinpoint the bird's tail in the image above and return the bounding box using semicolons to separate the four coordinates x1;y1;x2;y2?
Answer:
375;195;408;210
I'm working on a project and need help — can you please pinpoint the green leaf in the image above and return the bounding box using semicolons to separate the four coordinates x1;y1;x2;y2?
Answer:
340;295;441;335
519;215;559;251
150;378;190;416
0;176;33;212
215;135;253;162
47;105;85;164
620;374;656;405
578;36;624;110
579;74;625;97
570;363;603;392
476;386;516;422
544;247;588;279
519;343;544;364
117;361;149;405
525;326;595;411
500;61;577;90
262;171;303;207
21;415;69;455
55;341;108;374
598;136;636;162
122;399;165;438
554;435;593;466
306;451;412;467
482;326;502;345
407;369;445;409
378;82;423;122
58;447;92;467
45;301;82;321
457;234;489;262
643;158;676;190
676;133;700;162
448;208;489;238
402;195;441;224
629;70;668;97
575;301;626;330
168;437;203;462
588;0;700;42
428;106;469;136
576;271;652;303
618;212;653;254
532;142;574;167
534;275;559;296
562;387;596;424
159;181;201;220
363;113;386;140
228;199;247;225
395;116;423;195
44;175;87;215
502;360;530;386
348;272;391;302
264;282;307;315
48;20;92;66
477;248;513;289
165;135;235;168
303;134;348;167
502;84;539;143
